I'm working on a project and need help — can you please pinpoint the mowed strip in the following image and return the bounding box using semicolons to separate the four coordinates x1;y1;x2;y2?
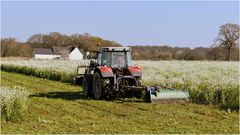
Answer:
1;71;239;134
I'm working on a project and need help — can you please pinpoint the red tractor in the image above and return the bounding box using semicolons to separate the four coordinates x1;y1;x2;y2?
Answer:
75;47;189;102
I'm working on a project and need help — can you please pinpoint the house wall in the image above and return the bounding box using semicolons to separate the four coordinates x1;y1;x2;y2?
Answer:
34;54;61;59
68;48;83;60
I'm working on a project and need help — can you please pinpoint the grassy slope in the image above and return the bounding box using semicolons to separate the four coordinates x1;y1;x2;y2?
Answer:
1;71;239;134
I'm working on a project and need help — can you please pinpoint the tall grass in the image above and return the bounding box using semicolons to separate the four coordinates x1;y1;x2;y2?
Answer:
138;61;239;110
1;64;75;84
0;86;29;122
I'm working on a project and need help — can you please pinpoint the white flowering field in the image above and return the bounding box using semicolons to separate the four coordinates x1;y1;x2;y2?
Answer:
1;59;89;72
2;59;238;87
1;59;239;108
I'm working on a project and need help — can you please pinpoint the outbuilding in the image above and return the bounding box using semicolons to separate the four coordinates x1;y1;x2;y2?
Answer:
32;47;83;60
32;48;60;59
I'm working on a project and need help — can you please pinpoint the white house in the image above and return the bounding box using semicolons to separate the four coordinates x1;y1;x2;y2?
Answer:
52;46;83;60
32;47;83;60
68;47;83;60
32;48;60;59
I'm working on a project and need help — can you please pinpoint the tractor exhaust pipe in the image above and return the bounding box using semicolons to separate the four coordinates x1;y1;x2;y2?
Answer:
144;86;190;103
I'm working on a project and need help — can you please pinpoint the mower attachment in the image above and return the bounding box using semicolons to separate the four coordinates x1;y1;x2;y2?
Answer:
144;86;190;103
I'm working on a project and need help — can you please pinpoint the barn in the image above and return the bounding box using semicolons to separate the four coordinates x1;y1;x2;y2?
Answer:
32;47;83;60
52;46;83;60
32;48;60;59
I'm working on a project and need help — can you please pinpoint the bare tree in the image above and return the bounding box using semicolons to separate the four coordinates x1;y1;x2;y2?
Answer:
215;23;239;61
1;38;17;57
27;34;43;47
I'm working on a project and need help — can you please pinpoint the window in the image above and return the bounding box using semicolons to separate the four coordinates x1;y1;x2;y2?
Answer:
112;52;126;68
101;52;111;66
97;53;102;65
126;52;132;66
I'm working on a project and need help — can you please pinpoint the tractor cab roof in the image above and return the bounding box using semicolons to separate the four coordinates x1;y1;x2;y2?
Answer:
99;47;131;52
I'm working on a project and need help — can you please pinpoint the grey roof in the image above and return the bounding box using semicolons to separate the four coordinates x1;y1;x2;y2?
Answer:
33;48;53;55
33;46;79;56
52;46;76;56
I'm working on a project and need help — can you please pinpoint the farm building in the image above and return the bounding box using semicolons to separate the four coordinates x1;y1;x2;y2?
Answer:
32;48;59;59
52;46;83;60
32;47;83;60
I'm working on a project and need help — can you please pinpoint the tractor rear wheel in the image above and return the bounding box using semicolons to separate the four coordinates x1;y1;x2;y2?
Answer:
82;77;90;97
93;72;105;99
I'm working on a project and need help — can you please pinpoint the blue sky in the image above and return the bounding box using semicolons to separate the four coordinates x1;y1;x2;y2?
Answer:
1;1;239;47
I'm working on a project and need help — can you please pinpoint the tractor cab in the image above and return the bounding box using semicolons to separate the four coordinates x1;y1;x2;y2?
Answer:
96;47;132;68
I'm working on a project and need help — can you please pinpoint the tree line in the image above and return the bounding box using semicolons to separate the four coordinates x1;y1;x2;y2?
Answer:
132;23;239;61
1;23;239;60
131;45;239;60
1;32;121;57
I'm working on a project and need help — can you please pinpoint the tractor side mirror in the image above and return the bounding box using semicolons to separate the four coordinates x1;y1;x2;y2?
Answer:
86;52;90;59
86;52;98;59
92;53;98;59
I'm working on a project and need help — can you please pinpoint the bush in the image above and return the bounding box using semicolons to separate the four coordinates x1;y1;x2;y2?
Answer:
0;86;29;122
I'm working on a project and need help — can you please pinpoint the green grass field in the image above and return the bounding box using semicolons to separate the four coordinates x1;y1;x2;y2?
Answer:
1;71;239;134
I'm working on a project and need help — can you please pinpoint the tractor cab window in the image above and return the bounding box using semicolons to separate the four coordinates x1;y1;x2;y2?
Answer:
112;52;126;68
126;52;132;66
101;52;111;66
97;52;102;65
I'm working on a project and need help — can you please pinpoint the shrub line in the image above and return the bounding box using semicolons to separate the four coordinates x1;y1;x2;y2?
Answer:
1;64;75;84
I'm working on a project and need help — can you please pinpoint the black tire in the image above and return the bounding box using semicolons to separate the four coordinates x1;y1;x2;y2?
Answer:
83;77;90;97
144;90;151;103
93;72;105;99
75;77;83;86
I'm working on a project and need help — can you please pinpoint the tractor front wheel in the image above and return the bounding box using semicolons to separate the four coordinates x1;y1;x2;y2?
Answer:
83;77;90;97
93;72;105;99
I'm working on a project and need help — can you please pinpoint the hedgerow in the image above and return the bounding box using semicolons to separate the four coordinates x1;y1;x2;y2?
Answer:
1;64;74;84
